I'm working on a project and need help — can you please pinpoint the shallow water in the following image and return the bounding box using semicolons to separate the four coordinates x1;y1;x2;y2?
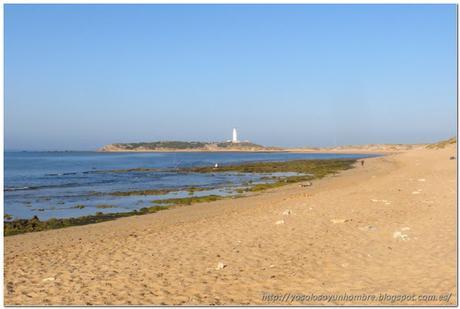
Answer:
5;151;375;219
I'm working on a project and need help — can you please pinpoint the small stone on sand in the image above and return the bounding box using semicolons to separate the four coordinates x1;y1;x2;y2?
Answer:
331;219;348;224
275;220;285;225
216;262;226;270
282;209;291;216
42;277;55;282
371;199;391;204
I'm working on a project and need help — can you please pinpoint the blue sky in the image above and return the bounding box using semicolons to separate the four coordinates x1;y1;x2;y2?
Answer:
5;4;457;150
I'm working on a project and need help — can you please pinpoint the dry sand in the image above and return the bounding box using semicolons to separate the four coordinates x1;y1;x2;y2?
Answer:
4;144;457;305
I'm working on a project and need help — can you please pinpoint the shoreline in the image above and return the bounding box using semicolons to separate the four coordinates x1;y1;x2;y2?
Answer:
5;144;456;305
5;158;357;236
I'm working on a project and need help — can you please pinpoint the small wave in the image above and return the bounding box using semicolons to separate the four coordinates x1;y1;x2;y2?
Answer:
5;182;81;192
5;186;39;192
45;172;78;176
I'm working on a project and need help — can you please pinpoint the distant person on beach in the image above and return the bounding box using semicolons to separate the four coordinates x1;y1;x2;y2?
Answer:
361;160;365;167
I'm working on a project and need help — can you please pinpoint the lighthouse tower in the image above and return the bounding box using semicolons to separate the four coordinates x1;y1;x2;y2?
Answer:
232;128;239;143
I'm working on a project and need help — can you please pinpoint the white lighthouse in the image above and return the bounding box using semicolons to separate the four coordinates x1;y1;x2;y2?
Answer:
232;128;239;143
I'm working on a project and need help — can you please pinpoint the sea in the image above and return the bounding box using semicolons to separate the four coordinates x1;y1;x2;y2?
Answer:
5;151;376;220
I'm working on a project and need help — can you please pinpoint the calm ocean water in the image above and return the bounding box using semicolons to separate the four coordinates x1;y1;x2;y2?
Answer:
5;151;375;220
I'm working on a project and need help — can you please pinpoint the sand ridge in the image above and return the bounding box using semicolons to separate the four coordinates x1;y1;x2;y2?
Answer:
4;144;457;305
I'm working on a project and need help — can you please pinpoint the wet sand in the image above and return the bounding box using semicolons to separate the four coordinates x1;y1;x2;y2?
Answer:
4;144;457;305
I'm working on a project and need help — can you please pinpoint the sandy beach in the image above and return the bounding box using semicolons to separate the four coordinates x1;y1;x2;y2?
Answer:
4;144;457;305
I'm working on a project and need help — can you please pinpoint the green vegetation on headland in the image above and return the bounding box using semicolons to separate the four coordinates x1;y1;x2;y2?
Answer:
114;141;209;150
99;140;272;152
4;205;169;236
4;159;356;236
215;142;266;148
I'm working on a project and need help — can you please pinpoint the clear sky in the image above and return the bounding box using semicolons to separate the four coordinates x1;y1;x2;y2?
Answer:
5;4;457;150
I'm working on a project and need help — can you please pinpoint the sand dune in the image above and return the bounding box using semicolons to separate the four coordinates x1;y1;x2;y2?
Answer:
4;144;456;305
287;143;425;154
